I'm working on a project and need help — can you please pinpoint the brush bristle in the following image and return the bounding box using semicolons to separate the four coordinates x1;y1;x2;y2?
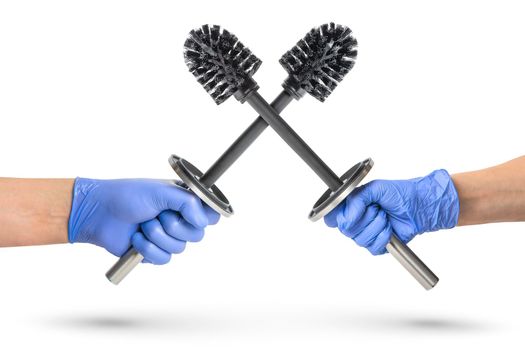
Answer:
279;23;357;102
183;25;262;105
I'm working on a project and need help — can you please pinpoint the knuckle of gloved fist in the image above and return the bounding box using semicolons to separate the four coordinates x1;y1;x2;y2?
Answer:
154;254;171;265
208;212;221;225
369;227;391;256
353;234;371;248
341;227;359;239
164;218;181;236
187;228;205;242
368;203;380;216
324;214;337;228
146;249;171;265
336;215;354;233
171;240;187;254
369;246;384;256
134;237;169;265
377;208;387;221
145;224;164;240
138;240;156;257
185;195;201;210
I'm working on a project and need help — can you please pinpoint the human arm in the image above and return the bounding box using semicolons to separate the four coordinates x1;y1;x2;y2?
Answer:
324;156;525;255
0;177;220;264
0;178;72;246
453;156;525;225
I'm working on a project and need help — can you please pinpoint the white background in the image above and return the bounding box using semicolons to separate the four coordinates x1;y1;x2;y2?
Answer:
0;0;524;349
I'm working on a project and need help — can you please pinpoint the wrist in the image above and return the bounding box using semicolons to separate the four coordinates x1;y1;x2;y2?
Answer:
418;169;460;232
68;177;100;243
452;158;525;225
0;178;73;246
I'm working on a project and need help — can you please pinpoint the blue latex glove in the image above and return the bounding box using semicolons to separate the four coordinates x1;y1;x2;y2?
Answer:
68;178;220;264
324;169;459;255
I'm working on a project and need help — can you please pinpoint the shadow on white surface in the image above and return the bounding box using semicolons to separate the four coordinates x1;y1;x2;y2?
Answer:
41;306;497;336
45;312;211;333
335;313;492;334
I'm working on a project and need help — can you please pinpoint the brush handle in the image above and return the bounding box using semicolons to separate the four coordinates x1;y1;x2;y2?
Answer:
245;91;343;190
244;90;439;290
106;247;143;285
200;90;294;187
105;90;294;284
387;235;439;289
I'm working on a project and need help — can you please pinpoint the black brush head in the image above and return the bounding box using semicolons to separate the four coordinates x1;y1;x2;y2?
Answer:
280;23;357;102
183;24;262;105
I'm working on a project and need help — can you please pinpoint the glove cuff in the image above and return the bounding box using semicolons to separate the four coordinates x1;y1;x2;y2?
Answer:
421;169;460;232
67;177;100;243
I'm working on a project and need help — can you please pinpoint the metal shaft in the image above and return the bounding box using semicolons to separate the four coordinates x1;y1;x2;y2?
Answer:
106;248;143;285
386;235;439;290
199;90;294;187
245;90;439;290
246;91;342;190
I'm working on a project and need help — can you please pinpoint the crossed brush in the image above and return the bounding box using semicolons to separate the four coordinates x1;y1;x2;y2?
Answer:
106;23;438;290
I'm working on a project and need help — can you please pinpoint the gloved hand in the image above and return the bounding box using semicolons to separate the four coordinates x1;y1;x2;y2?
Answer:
68;178;220;264
324;169;459;255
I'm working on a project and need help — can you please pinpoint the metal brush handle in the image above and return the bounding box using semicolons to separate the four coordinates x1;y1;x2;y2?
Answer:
386;234;438;290
106;248;143;285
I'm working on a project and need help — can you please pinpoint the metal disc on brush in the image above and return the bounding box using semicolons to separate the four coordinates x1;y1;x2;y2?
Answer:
309;158;373;221
169;155;233;217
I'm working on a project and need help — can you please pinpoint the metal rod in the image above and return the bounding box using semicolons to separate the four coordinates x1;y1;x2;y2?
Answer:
244;90;439;290
200;90;293;187
387;235;439;290
246;91;342;191
106;247;143;285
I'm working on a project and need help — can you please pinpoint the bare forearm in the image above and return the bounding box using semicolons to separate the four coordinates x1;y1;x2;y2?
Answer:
0;178;73;246
452;156;525;226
